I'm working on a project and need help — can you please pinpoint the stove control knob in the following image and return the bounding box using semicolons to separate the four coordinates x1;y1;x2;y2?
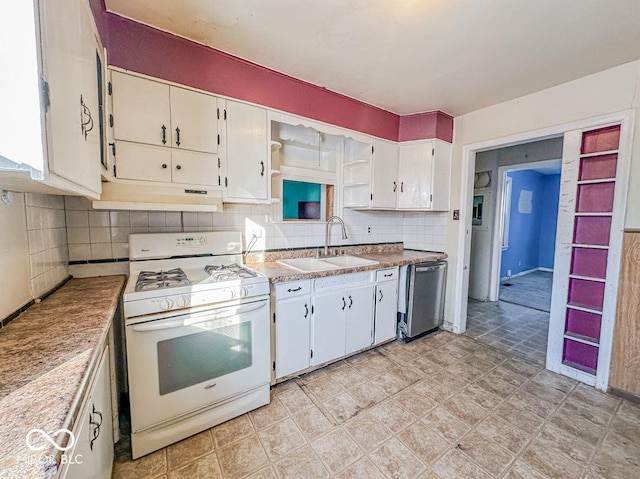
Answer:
177;296;190;308
160;298;174;310
240;287;249;298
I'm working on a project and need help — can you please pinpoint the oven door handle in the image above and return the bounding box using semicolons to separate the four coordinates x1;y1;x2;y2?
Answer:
131;302;267;332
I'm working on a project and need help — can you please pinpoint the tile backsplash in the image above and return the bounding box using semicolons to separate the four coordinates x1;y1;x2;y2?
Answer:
25;193;68;297
64;197;447;264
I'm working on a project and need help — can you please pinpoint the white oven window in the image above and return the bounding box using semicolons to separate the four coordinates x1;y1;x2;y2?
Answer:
157;321;252;395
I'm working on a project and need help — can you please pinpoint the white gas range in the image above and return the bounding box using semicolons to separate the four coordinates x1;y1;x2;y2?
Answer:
123;232;270;459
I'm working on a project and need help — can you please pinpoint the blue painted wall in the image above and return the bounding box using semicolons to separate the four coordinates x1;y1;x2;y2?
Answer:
283;180;321;220
501;171;560;277
539;174;561;268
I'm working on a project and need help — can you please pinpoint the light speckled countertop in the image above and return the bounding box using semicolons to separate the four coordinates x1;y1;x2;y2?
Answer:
249;248;447;282
0;275;125;479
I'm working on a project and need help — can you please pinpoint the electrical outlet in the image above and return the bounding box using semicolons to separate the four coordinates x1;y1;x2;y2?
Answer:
248;226;263;238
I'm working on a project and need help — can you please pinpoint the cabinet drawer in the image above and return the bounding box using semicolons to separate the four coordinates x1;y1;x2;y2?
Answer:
275;280;311;299
376;267;399;282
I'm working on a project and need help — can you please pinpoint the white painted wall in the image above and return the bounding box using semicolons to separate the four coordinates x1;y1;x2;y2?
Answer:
0;193;32;318
469;138;563;301
444;59;640;331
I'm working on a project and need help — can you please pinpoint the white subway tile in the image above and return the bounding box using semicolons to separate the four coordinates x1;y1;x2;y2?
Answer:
112;242;129;259
149;211;166;227
90;243;113;260
66;210;89;228
130;211;149;226
89;210;110;227
64;196;92;211
110;227;130;243
89;227;111;243
165;212;182;227
109;211;130;226
67;227;90;244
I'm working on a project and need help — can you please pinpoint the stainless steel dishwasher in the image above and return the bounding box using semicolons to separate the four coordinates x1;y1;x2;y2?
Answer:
398;260;447;341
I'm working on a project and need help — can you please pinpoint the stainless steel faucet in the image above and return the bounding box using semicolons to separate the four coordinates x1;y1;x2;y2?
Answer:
323;216;348;256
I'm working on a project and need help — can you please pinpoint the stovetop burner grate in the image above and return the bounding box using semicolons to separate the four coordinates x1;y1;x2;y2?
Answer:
135;268;190;292
204;263;258;282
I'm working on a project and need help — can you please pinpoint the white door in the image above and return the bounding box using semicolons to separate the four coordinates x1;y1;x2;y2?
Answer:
371;139;399;208
115;142;172;183
345;285;375;354
170;86;219;154
374;281;398;344
398;141;434;209
224;100;269;201
111;71;171;147
171;150;218;186
275;297;311;378
312;292;346;365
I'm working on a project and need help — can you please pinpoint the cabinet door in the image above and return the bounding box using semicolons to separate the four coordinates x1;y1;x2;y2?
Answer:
115;142;172;183
225;100;269;201
275;296;311;378
371;139;399;209
398;142;433;209
171;150;218;186
170;86;219;154
40;0;101;194
312;292;346;365
65;348;113;479
111;71;170;147
345;285;375;354
374;281;398;344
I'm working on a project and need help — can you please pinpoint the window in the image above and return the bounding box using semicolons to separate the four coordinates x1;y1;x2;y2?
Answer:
282;180;333;221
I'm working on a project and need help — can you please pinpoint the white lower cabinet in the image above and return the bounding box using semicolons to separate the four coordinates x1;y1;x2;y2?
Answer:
374;269;399;344
60;346;113;479
274;295;311;379
274;271;392;379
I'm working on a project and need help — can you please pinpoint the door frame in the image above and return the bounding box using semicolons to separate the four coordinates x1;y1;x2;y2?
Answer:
454;109;635;390
489;158;562;302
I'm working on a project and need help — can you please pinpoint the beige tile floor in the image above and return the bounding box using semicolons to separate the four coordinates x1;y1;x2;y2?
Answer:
112;332;640;479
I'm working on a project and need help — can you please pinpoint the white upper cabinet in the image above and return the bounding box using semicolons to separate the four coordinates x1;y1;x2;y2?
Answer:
397;141;434;209
170;86;219;154
224;100;269;202
397;139;451;211
0;0;104;197
108;70;221;188
371;139;399;209
111;72;171;147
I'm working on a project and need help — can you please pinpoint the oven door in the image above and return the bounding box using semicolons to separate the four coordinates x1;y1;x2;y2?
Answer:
125;297;270;432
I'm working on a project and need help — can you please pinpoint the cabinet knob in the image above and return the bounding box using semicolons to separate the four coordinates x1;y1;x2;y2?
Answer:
161;163;167;169
176;165;182;170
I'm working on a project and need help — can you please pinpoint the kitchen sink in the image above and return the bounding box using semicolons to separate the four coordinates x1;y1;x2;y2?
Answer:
277;257;339;272
322;256;379;268
277;255;379;272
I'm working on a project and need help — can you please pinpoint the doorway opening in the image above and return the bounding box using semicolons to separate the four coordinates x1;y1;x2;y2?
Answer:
465;138;563;365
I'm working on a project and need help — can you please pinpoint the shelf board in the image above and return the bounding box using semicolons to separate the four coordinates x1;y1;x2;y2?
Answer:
570;243;609;250
271;169;281;176
343;159;370;167
566;303;603;315
568;274;606;283
577;178;616;185
574;212;613;217
579;149;618;159
562;360;597;377
564;332;600;347
343;181;370;187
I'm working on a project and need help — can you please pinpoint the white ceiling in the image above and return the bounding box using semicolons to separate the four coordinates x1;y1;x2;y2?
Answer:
105;0;640;116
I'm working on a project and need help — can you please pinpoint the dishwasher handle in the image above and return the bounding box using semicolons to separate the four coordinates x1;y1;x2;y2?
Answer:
415;265;445;273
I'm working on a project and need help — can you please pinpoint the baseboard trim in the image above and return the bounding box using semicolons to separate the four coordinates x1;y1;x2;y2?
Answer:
501;267;554;282
609;387;640;404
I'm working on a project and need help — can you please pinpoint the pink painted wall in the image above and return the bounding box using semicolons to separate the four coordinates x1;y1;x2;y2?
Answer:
89;4;453;143
399;111;454;143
